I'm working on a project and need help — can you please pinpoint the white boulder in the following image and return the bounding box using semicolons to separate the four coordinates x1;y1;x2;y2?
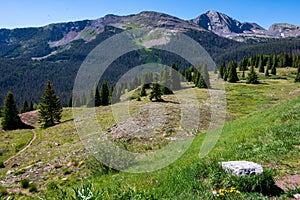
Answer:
221;161;263;176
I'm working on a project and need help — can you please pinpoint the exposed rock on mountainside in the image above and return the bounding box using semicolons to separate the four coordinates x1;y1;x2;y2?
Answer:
268;23;300;37
191;10;266;38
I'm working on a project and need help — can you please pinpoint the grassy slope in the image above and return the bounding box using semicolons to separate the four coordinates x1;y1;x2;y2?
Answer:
41;88;300;200
0;77;299;199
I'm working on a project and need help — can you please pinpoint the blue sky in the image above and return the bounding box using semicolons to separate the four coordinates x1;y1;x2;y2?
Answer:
1;0;300;29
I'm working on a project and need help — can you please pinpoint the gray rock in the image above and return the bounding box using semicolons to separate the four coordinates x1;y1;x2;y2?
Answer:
221;161;263;176
294;194;300;199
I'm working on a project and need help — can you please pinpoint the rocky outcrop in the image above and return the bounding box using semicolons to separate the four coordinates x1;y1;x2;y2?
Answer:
192;11;266;37
268;23;300;37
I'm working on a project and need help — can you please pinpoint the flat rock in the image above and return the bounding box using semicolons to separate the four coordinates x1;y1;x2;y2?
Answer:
221;161;263;176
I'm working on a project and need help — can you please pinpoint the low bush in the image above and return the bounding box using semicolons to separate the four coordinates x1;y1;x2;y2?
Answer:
20;179;30;189
0;185;8;197
29;183;38;192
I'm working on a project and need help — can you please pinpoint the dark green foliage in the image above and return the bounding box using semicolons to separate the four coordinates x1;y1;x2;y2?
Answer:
29;183;38;192
1;91;22;130
247;66;259;84
20;100;30;113
0;161;4;168
46;182;58;191
149;83;163;102
239;57;248;71
295;61;300;83
95;86;101;107
258;55;265;73
68;95;72;107
101;81;110;106
29;100;34;111
227;61;239;83
196;74;207;88
140;85;147;97
39;81;62;127
271;65;277;75
219;61;227;79
21;179;30;189
0;185;8;197
200;64;211;88
265;67;270;77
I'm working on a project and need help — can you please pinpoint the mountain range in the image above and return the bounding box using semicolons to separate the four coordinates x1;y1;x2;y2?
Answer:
1;10;300;59
1;10;300;108
192;11;300;40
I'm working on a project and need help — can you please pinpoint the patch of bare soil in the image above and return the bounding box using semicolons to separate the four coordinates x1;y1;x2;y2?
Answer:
20;110;39;127
276;174;300;191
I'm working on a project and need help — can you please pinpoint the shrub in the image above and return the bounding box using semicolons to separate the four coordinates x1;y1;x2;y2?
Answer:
29;183;38;192
20;179;30;189
62;168;72;175
0;185;8;196
46;182;58;191
0;161;4;168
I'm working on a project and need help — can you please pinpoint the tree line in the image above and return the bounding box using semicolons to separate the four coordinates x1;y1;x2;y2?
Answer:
218;52;300;84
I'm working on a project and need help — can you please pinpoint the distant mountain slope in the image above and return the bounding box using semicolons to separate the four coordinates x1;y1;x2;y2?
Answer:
191;11;266;37
1;10;300;108
191;10;300;40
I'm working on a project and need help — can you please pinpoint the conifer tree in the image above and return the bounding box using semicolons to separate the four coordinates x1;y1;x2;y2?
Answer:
227;61;239;83
1;91;22;130
30;100;34;111
101;81;110;106
140;85;147;97
258;56;265;73
200;64;210;88
219;61;226;79
95;86;101;107
68;95;72;107
265;67;270;77
39;81;62;127
247;66;259;84
149;83;163;102
196;74;207;88
20;100;30;113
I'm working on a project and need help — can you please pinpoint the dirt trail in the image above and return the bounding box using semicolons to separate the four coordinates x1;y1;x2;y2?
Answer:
4;129;37;165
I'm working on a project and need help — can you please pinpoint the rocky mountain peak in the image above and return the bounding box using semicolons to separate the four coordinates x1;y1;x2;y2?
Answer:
192;10;265;38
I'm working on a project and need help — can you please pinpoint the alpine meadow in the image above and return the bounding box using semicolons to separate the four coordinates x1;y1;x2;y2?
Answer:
0;2;300;200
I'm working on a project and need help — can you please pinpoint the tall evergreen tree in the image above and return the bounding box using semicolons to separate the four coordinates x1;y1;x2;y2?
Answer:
68;95;73;107
247;66;259;84
258;56;265;73
101;81;110;106
30;100;34;111
39;81;62;127
200;64;211;88
95;86;101;107
1;91;22;130
265;66;270;77
227;61;239;83
140;85;147;97
149;83;163;102
219;61;226;79
196;74;208;88
20;100;30;113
